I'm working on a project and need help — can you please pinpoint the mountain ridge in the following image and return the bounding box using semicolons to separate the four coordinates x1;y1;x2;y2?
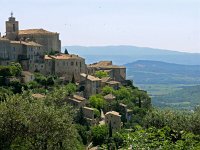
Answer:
63;45;200;65
125;60;200;84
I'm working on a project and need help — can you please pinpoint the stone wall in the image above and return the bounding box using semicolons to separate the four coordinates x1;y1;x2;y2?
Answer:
0;39;10;60
18;33;61;53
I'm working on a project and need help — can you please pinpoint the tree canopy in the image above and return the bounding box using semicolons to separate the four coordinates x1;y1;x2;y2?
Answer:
0;87;83;149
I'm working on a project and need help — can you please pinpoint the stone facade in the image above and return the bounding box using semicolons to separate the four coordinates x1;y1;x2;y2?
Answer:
44;54;86;82
0;14;64;75
67;95;87;108
6;13;19;41
0;38;10;60
88;61;126;82
21;71;35;83
80;73;101;98
105;111;122;131
18;29;61;53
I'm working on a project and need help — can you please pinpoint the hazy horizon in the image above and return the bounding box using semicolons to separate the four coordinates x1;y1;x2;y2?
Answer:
0;0;199;53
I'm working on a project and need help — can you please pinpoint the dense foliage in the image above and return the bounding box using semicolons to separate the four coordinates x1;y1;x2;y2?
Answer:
106;126;200;149
0;63;22;77
0;86;83;149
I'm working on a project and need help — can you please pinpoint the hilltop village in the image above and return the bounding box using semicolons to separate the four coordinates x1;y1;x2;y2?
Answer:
0;14;130;130
1;14;200;150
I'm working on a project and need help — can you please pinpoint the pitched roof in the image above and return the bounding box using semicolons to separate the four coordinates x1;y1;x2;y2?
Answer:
104;94;116;100
101;77;111;83
83;106;95;111
89;61;112;67
80;73;101;81
32;94;46;99
44;54;84;60
68;94;86;103
21;71;34;76
105;111;121;117
19;29;58;35
89;61;125;69
73;94;86;101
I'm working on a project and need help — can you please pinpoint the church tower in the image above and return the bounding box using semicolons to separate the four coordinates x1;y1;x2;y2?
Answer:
6;12;19;40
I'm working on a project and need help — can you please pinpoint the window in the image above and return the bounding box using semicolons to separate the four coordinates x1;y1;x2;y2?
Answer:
13;24;15;32
76;61;78;66
63;61;65;66
13;47;15;51
71;62;74;66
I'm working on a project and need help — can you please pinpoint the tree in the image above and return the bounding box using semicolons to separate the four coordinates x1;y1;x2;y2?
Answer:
109;121;112;138
27;81;40;89
0;63;22;77
115;86;131;100
89;95;106;110
9;80;26;94
95;71;109;79
91;125;108;146
0;91;83;149
65;83;76;96
71;74;75;84
75;107;87;125
10;62;22;77
0;66;12;77
0;87;13;102
46;76;55;86
64;48;69;54
102;86;114;96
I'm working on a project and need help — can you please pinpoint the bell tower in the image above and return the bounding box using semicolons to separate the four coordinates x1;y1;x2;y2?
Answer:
6;12;19;40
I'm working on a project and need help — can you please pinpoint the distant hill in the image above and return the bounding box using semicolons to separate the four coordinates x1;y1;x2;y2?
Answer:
125;60;200;109
63;45;200;65
125;60;200;84
153;85;200;110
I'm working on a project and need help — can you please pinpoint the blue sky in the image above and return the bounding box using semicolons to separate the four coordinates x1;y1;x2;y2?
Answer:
0;0;199;52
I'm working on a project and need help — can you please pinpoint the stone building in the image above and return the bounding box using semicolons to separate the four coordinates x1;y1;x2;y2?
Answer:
82;107;98;126
5;12;19;41
21;71;35;83
106;80;121;90
18;29;61;53
105;111;122;131
80;73;101;98
67;95;87;108
44;54;86;82
104;94;116;103
88;61;126;82
0;13;65;75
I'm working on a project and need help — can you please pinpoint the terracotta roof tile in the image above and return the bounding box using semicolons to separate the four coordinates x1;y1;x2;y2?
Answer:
19;29;58;35
44;54;84;60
